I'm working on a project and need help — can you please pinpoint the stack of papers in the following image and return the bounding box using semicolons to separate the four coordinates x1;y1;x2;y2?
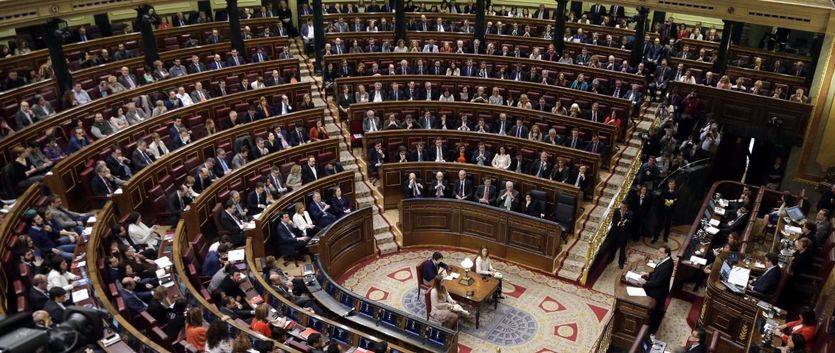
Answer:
87;216;97;223
709;219;720;226
626;286;647;297
154;256;173;269
689;256;707;266
245;221;256;230
714;207;726;215
625;271;643;282
72;289;90;303
705;226;720;235
228;249;246;263
784;225;802;234
728;266;751;287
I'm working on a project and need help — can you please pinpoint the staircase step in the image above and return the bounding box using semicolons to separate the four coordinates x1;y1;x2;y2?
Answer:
356;195;376;208
377;239;398;255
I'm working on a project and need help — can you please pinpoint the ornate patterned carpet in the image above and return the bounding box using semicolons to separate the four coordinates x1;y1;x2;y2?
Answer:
338;248;615;353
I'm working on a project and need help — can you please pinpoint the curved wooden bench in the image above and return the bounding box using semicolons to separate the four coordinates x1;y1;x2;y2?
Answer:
0;58;300;166
334;74;632;123
0;184;47;314
111;108;321;218
323;52;645;89
87;202;174;353
0;18;284;90
363;129;601;195
182;138;341;240
377;161;581;221
347;101;618;163
43;82;310;210
399;198;563;272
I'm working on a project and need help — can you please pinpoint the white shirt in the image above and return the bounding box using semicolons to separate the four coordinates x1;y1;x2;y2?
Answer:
48;269;79;291
292;211;316;235
128;222;159;248
178;93;194;106
475;256;495;275
492;154;511;169
148;140;169;158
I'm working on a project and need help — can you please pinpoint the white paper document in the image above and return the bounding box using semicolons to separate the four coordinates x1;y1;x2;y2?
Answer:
114;188;123;195
228;249;245;263
709;219;720;226
72;289;90;303
705;226;720;235
625;271;643;282
714;207;726;215
87;216;97;223
689;256;708;266
728;266;751;287
154;256;173;269
626;286;647;297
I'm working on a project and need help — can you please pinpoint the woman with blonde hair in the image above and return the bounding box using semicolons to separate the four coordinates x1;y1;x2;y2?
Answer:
517;94;532;109
716;75;731;89
286;164;302;189
528;124;543;141
148;132;169;158
204;118;217;136
292;202;317;236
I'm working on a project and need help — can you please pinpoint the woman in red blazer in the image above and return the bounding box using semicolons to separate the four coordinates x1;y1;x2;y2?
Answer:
780;307;817;351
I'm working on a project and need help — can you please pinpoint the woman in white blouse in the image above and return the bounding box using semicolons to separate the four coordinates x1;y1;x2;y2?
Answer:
445;63;460;76
355;84;369;103
475;247;504;299
678;70;697;84
429;276;464;328
528;125;543;141
438;89;455;102
47;258;79;291
111;107;130;130
126;211;162;249
491;146;511;170
148;132;170;158
292;202;317;236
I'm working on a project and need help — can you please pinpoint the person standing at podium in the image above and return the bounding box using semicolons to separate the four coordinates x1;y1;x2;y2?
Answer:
638;245;674;333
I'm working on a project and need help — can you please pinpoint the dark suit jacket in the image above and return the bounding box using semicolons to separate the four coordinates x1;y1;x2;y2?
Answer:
529;160;551;178
522;200;543;218
642;257;673;302
403;179;424;198
452;179;472;199
90;175;114;197
273;221;303;256
474;185;497;204
247;190;269;214
29;288;49;311
131;149;155;170
219;211;243;234
301;164;321;183
167;192;192;215
44;300;65;322
430;180;449;198
496;189;519;211
751;266;781;296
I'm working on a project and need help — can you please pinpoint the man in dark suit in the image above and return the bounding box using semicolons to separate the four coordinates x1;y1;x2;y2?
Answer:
628;186;653;241
509;120;528;139
226;49;246;66
640;246;674;333
307;191;337;226
452;170;472;200
208;54;225;70
44;287;67;323
589;3;607;23
610;202;633;268
188;55;207;73
403;173;424;198
220;200;246;246
14;101;37;129
722;205;750;238
568;165;590;191
29;274;49;311
475;178;497;205
131;140;156;170
585;135;608;155
750;253;781;298
563;129;586;150
251;47;270;63
246;182;270;215
683;328;707;353
652;179;678;243
273;213;309;260
301;156;321;183
430;171;449;198
420;252;446;285
167;184;192;221
429;139;447;162
470;143;492;166
529;152;551;178
119;277;149;314
90;167;116;197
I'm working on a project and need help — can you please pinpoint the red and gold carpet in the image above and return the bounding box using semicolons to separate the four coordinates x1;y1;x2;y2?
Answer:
339;248;614;353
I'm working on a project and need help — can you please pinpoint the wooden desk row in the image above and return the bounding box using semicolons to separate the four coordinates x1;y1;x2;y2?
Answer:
399;198;563;272
668;81;812;143
111;109;322;217
347;100;619;161
0;18;282;83
364;130;599;195
333;74;632;121
183;138;342;242
322;52;645;89
43;82;311;211
377;161;582;218
0;58;300;166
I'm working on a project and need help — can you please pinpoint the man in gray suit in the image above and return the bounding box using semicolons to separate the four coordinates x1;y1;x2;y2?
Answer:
189;82;212;103
14;101;37;129
362;110;381;133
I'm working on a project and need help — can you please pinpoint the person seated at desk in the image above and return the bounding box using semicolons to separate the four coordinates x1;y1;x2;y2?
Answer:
775;334;808;353
775;307;817;352
429;274;468;329
421;252;448;285
185;307;208;350
790;238;814;278
692;241;740;291
475;247;504;300
273;212;310;263
749;253;781;298
308;191;337;227
329;187;352;217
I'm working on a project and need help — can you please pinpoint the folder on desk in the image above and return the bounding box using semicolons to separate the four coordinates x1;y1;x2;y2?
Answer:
299;328;319;339
154;256;173;269
625;271;643;282
714;207;725;215
705;226;720;235
689;256;707;266
709;219;720;226
728;266;751;287
228;249;245;263
626;286;647;297
72;289;89;303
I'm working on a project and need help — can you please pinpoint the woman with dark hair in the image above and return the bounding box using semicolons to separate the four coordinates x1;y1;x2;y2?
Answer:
785;333;808;353
205;320;232;353
778;307;817;351
475;247;504;300
126;211;162;249
185;307;208;351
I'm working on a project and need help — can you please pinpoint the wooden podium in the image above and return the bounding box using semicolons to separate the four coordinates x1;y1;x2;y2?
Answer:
611;260;656;350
